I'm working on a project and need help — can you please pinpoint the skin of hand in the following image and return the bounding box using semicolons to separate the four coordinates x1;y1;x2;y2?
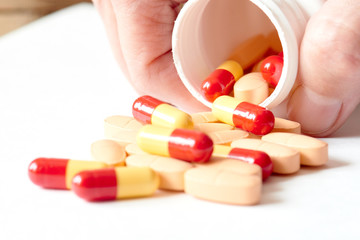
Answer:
93;0;360;136
92;0;207;113
287;0;360;137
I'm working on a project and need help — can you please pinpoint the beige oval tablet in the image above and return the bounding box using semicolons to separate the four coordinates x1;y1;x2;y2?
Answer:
199;158;262;178
126;154;193;191
231;138;300;174
104;116;141;144
273;117;301;134
125;143;148;156
91;139;126;166
185;159;262;205
191;112;219;124
104;115;143;130
194;123;234;134
208;129;249;145
261;132;328;166
234;72;269;105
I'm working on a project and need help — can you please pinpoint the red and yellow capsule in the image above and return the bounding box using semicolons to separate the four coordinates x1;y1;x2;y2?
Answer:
132;95;193;129
137;125;214;163
201;60;244;102
28;157;108;189
212;96;275;135
72;167;159;201
213;145;273;180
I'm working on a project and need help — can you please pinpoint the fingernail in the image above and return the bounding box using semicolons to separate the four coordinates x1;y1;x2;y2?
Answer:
287;86;342;135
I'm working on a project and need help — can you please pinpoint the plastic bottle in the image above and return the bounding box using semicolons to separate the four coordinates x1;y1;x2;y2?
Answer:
172;0;326;111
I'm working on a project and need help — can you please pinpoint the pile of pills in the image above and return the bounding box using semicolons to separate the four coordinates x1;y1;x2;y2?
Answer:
28;94;328;205
201;32;284;105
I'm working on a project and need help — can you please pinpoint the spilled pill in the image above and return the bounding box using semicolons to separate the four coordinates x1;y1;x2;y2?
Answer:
137;125;213;163
201;60;243;102
208;129;249;145
262;132;328;166
185;159;262;205
91;139;126;166
104;115;141;146
194;122;234;134
191;112;219;124
28;157;108;189
212;96;275;135
72;167;159;201
213;145;273;180
126;155;193;191
132;95;193;129
231;138;300;174
273;117;301;134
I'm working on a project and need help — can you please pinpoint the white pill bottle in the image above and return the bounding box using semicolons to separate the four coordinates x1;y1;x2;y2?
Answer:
172;0;325;112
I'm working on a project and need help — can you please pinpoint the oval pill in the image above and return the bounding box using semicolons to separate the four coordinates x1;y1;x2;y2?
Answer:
126;154;193;191
231;138;300;174
91;139;126;166
208;129;249;145
28;157;108;189
233;72;269;105
273;117;301;134
185;159;262;205
104;115;141;145
261;132;328;166
194;122;234;134
132;95;193;129
201;60;243;102
212;96;275;135
72;167;159;201
213;145;273;180
137;125;214;163
191;112;219;124
125;143;148;156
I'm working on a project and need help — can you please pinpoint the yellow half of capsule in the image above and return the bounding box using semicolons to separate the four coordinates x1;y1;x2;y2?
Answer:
151;104;194;129
115;167;159;199
212;96;241;126
66;160;108;189
217;60;244;80
137;125;172;157
213;145;232;158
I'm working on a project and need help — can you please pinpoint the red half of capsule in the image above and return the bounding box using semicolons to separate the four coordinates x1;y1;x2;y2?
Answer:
201;69;235;102
228;148;273;180
132;95;165;124
260;55;284;88
28;157;69;189
72;168;118;201
233;102;275;135
168;129;214;163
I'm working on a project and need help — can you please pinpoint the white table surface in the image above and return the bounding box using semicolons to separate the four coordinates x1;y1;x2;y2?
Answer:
1;3;360;240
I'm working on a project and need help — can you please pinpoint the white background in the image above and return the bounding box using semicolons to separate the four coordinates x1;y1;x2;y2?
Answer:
1;4;360;240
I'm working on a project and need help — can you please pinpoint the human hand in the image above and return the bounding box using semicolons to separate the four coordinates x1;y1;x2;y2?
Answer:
92;0;207;112
287;0;360;137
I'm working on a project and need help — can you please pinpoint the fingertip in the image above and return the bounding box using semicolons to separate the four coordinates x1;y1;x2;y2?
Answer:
287;85;342;137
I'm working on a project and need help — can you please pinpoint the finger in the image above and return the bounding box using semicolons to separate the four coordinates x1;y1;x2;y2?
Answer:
92;0;130;79
287;0;360;137
110;0;208;112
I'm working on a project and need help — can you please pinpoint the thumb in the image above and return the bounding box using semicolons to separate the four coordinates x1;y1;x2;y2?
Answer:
287;0;360;137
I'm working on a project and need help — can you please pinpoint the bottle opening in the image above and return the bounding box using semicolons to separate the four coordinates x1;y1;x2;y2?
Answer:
173;0;298;110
